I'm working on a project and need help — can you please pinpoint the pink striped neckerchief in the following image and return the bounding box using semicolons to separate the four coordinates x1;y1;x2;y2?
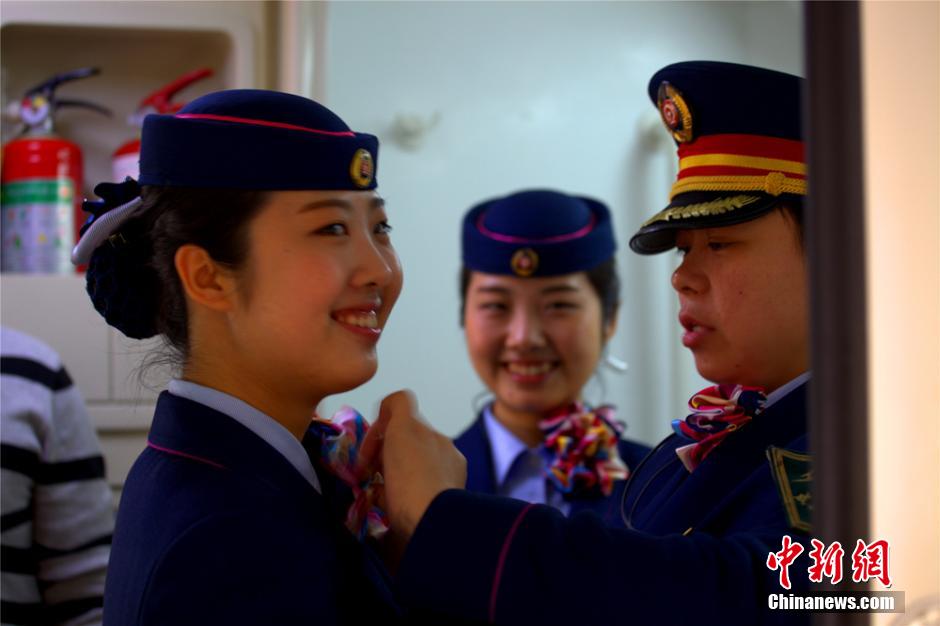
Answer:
672;384;768;472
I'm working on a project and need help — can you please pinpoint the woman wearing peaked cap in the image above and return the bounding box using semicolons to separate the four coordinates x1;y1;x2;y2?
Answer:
375;61;814;626
455;189;650;526
73;89;407;624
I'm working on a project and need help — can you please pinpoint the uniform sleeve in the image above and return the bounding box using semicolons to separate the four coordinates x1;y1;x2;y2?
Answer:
396;490;809;626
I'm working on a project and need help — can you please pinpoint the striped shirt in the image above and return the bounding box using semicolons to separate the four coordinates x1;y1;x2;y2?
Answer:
1;327;113;626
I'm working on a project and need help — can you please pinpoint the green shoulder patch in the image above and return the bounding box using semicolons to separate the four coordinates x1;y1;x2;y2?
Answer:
766;446;812;533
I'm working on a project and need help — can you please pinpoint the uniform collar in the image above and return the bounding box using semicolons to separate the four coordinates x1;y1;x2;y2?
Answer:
764;371;811;410
168;379;321;493
481;404;535;488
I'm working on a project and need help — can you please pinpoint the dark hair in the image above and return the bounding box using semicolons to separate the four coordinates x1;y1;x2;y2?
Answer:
147;187;268;362
777;198;804;247
93;186;267;367
458;257;621;328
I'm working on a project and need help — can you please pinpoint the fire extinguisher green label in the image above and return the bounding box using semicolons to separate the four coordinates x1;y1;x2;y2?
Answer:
1;178;76;273
1;179;73;205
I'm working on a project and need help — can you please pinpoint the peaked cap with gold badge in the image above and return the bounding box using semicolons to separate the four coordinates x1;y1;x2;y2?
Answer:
629;61;805;254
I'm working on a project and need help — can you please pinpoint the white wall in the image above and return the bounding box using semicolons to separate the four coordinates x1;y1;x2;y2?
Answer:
314;1;803;441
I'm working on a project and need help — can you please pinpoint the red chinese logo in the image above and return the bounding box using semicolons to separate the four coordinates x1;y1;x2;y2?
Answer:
851;539;892;588
766;534;805;590
767;536;892;589
807;539;844;584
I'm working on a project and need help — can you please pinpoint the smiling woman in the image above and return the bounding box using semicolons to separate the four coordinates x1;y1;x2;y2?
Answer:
70;90;404;625
454;189;650;524
177;190;400;438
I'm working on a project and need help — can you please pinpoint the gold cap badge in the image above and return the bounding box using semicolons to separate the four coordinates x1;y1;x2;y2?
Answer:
657;82;693;143
349;149;374;188
510;248;538;277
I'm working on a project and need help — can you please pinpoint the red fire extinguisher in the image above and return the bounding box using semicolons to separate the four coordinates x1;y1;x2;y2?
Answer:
1;67;110;274
112;68;214;182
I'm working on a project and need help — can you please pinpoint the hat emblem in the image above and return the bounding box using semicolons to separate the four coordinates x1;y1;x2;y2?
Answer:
349;149;374;188
510;248;538;277
657;82;693;143
662;100;680;129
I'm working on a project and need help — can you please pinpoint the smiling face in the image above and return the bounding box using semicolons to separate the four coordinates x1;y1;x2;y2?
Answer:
463;271;615;429
223;189;402;410
672;209;808;393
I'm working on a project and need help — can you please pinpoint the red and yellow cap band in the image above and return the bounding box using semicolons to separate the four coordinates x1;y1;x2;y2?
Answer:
670;134;806;200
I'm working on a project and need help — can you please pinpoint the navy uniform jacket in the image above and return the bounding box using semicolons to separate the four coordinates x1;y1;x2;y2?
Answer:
454;413;651;526
104;392;400;626
398;383;811;626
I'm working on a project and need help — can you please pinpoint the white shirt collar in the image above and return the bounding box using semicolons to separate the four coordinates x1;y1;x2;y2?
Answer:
764;371;811;409
482;404;532;488
168;379;321;493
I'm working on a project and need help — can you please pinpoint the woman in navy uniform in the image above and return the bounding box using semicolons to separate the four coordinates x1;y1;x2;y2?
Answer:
72;90;404;624
375;61;814;626
454;189;649;526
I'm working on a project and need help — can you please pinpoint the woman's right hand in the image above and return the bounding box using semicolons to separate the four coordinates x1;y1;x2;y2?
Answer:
367;390;466;565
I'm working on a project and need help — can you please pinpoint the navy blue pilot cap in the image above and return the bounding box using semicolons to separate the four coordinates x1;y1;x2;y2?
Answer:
629;61;805;255
138;89;378;190
462;189;616;277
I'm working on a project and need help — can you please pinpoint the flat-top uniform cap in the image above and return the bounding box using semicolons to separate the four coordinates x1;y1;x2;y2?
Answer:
463;189;616;278
73;89;380;266
629;61;805;254
138;89;378;190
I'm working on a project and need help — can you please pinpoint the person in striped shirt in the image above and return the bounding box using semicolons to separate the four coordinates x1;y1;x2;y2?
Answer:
1;325;113;626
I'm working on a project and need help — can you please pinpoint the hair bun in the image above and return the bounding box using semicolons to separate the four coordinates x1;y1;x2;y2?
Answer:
85;223;160;340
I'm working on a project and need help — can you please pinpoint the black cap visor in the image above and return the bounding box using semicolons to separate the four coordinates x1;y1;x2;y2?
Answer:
628;191;801;254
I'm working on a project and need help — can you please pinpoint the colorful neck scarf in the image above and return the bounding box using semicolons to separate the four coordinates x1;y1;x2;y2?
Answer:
309;407;388;541
539;403;630;498
672;384;767;472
